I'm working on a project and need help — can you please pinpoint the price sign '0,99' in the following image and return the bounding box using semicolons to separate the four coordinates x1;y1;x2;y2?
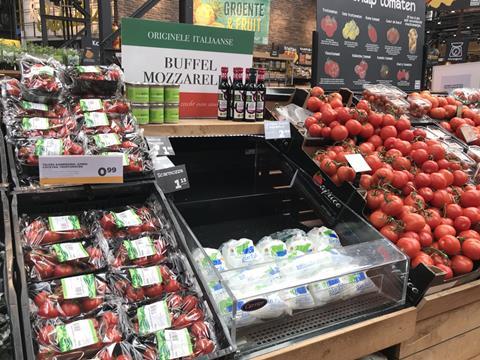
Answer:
98;167;118;176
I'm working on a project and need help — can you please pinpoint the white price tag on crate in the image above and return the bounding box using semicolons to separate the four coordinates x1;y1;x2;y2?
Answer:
345;154;371;173
39;155;123;186
264;120;291;140
460;125;478;144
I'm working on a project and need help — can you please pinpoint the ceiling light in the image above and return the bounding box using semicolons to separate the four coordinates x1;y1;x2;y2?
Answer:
453;34;457;37
450;10;455;12
467;26;471;29
437;21;441;24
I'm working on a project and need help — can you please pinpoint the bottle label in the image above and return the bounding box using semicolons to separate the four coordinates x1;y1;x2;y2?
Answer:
217;90;228;118
245;91;256;120
256;91;265;120
233;91;244;119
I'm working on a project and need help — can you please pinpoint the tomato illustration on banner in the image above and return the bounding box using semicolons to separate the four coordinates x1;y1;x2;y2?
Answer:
122;19;254;118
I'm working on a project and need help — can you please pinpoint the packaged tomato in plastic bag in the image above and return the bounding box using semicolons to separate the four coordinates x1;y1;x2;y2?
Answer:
451;88;480;105
29;273;111;320
90;341;154;360
14;135;86;167
0;77;21;99
125;292;205;337
34;303;126;359
136;321;217;358
24;238;108;282
79;112;137;135
8;116;77;139
20;54;63;102
407;95;432;118
109;233;175;269
95;203;164;240
86;132;147;154
72;98;130;115
65;64;124;97
2;98;69;118
21;213;92;247
109;264;187;304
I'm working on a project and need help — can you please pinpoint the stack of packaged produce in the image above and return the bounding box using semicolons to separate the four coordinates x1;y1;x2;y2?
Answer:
21;196;219;359
299;86;480;280
192;227;386;327
0;54;153;187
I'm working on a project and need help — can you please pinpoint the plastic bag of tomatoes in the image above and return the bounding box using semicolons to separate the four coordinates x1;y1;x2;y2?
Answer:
14;135;86;167
7;116;77;139
131;320;217;359
0;77;21;99
24;238;108;282
108;263;191;304
86;132;147;155
29;273;111;320
21;212;93;247
79;112;137;136
65;64;124;97
94;202;165;241
407;95;432;118
20;55;63;103
89;341;156;360
2;97;69;119
34;304;126;359
71;98;130;116
125;292;205;337
109;233;176;269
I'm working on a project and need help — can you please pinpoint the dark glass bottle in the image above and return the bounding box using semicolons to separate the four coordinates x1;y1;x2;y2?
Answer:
218;67;230;120
256;68;266;121
232;67;245;121
244;68;257;122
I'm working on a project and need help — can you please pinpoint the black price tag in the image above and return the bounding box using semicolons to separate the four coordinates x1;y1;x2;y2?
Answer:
264;120;291;140
155;164;190;193
147;137;175;156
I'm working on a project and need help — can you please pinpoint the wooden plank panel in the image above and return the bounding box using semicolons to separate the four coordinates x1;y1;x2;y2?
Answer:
254;308;416;360
402;326;480;360
417;279;480;321
399;300;480;358
142;120;265;137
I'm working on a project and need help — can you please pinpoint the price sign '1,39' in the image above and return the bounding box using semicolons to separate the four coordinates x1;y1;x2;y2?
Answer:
154;164;190;194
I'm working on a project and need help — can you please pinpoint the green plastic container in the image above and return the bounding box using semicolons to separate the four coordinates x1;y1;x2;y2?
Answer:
164;103;179;124
164;85;180;103
150;103;165;124
126;82;149;103
149;85;164;103
131;103;150;125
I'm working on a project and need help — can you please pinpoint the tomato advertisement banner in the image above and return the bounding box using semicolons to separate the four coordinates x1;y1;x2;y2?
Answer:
193;0;271;45
314;0;425;91
122;19;254;118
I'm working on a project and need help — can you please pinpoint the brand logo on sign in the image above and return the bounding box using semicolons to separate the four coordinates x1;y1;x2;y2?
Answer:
241;298;268;312
449;42;464;59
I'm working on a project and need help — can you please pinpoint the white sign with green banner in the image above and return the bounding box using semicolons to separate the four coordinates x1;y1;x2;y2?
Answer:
122;18;254;118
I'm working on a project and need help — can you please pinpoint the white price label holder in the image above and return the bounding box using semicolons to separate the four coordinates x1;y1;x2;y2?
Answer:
39;155;123;186
345;154;372;173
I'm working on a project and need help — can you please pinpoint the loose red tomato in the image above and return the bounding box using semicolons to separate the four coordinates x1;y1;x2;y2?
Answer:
418;187;434;202
360;123;375;138
392;156;411;171
391;171;409;189
304;117;318;129
441;217;454;226
414;173;431;188
370;210;389;229
360;174;372;189
380;125;398;140
421;160;439;174
438;235;461;255
320;158;337;176
451;255;474;275
462;238;480;260
368;112;383;127
397;237;421;258
459;230;480;240
399;129;414;142
380;224;400;243
396;117;411;132
453;170;469;186
336;107;350;123
431;190;453;208
367;135;383;147
381;194;403;216
330;125;349;141
419;232;433;247
424;209;442;229
446;204;463;219
382;114;396;126
435;264;454;279
463;207;480;224
345;119;362;136
366;190;384;210
430;173;447;190
403;213;426;232
460;190;480;207
411;252;434;268
454;216;471;232
439;169;454;186
337;166;355;183
428;144;446;160
434;224;456;240
402;231;420;240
